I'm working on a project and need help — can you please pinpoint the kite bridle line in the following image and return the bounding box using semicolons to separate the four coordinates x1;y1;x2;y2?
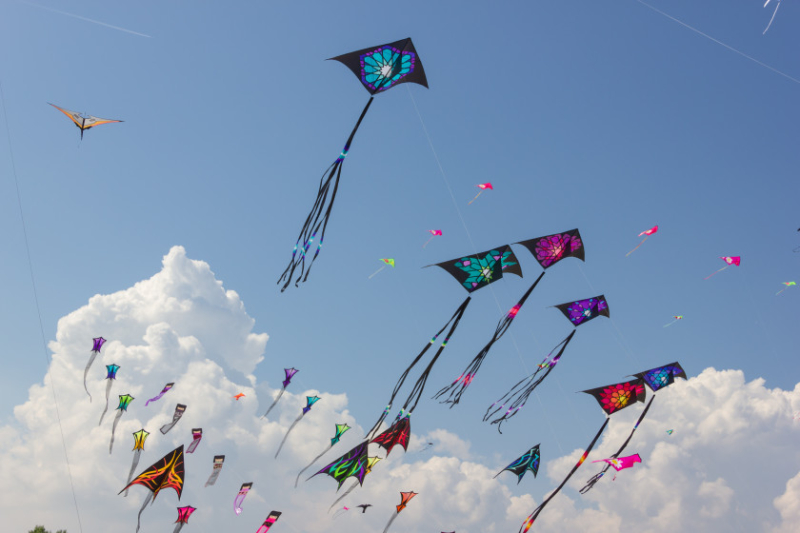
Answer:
0;83;85;533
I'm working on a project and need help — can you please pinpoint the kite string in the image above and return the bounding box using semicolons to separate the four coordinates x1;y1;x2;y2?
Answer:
0;81;84;533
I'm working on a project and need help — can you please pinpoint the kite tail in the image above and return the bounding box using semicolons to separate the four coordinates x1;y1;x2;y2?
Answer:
275;414;303;458
579;396;655;495
172;524;184;533
764;0;780;34
368;264;386;279
205;465;223;487
136;492;153;533
262;387;286;419
625;236;649;257
434;273;544;407
186;433;203;454
328;479;359;511
278;97;374;292
98;380;114;425
422;236;434;248
83;352;98;402
296;446;330;488
366;296;472;439
703;265;728;280
124;449;142;497
109;410;124;454
519;418;609;533
382;512;400;533
467;190;483;205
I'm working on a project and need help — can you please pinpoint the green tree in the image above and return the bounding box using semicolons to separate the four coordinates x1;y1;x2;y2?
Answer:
27;527;66;533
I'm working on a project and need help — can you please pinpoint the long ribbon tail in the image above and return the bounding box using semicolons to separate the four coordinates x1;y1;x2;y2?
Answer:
98;380;114;425
186;434;203;454
467;190;483;205
704;265;728;280
764;0;780;34
205;465;223;487
422;236;434;248
83;352;98;402
434;273;544;407
278;97;374;292
520;418;609;532
275;414;303;458
484;331;575;433
382;512;400;533
625;236;648;257
328;480;359;511
124;449;142;497
262;387;286;419
365;296;472;440
296;446;330;488
109;410;123;454
136;492;153;533
368;265;386;279
663;320;677;328
579;396;655;495
172;523;184;533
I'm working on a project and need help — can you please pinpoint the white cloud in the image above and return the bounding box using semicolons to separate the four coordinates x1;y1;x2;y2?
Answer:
3;247;800;533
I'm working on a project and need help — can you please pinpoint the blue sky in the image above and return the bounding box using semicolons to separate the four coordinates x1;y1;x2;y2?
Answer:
1;1;799;532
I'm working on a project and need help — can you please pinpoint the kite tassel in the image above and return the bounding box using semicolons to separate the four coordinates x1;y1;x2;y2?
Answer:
136;492;153;533
328;479;359;511
109;410;124;454
368;265;386;279
98;379;114;425
703;265;728;280
764;0;780;34
275;414;302;458
262;387;286;419
295;446;329;488
422;236;434;248
467;190;483;205
625;235;648;257
124;449;142;497
382;512;400;533
83;352;98;402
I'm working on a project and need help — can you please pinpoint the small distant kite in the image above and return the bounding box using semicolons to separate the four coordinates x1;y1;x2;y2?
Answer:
333;506;350;519
186;428;203;454
204;455;225;487
777;281;796;295
423;229;443;248
275;395;321;458
468;183;493;204
160;404;187;434
663;315;683;328
495;444;540;483
98;364;120;425
626;225;658;256
704;256;740;280
256;511;282;533
357;504;373;513
369;258;395;279
262;368;298;419
109;394;134;453
591;453;641;480
666;429;674;435
383;492;418;533
119;445;185;533
173;506;196;533
763;0;781;34
49;103;122;140
145;382;174;406
234;482;253;515
233;393;245;400
84;336;106;401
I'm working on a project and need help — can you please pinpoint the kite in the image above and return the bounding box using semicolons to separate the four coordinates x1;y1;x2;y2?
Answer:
109;394;134;454
468;183;493;205
262;368;298;418
311;440;369;490
515;229;585;270
383;491;418;533
234;483;253;515
98;364;120;425
417;441;434;453
554;295;610;327
434;272;545;406
295;423;351;487
484;331;575;432
186;428;203;454
275;395;321;458
666;429;674;435
369;258;396;279
372;414;411;456
83;336;106;401
325;455;381;511
233;393;246;400
357;504;373;513
204;455;225;487
704;256;740;280
494;444;540;483
580;363;686;494
119;445;185;533
124;429;150;497
423;229;443;248
519;378;646;531
161;404;187;434
173;506;196;533
663;315;683;327
333;506;350;519
591;453;641;480
256;511;282;532
777;281;796;295
626;225;658;256
764;0;781;33
49;103;122;140
278;38;428;291
145;382;174;406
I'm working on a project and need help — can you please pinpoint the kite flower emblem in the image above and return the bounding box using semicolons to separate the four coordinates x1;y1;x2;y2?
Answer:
360;46;415;92
534;233;581;267
567;299;598;324
598;382;637;414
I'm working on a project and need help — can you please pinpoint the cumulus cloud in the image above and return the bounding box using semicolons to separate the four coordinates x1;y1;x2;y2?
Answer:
2;246;800;533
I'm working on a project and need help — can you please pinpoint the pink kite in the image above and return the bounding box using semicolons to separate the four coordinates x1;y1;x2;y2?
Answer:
626;225;658;256
423;230;443;249
591;453;641;480
704;256;740;280
468;183;493;205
